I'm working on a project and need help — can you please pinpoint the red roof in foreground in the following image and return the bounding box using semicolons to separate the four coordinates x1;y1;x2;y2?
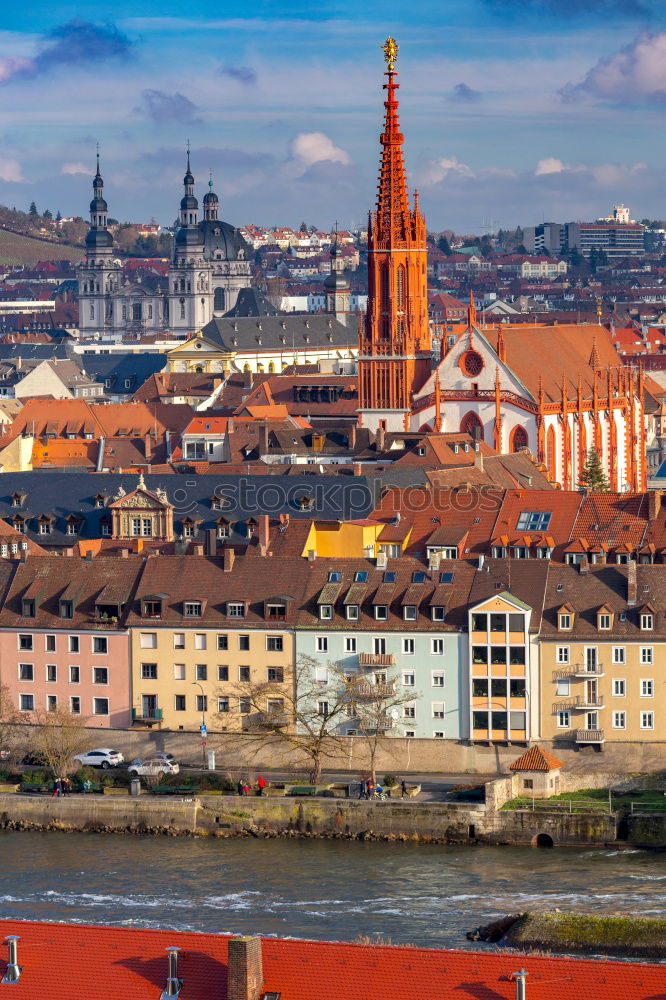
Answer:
1;921;664;1000
509;745;565;772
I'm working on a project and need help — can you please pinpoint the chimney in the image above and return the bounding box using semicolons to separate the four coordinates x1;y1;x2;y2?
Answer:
477;554;485;572
349;422;357;450
376;424;385;452
223;547;235;573
353;462;363;477
2;936;21;984
193;543;204;556
258;514;270;555
428;549;442;572
579;555;589;575
144;433;152;462
307;548;317;562
627;559;637;605
513;969;527;1000
85;549;93;562
258;423;269;455
205;527;217;557
227;937;263;1000
160;947;182;1000
648;489;662;521
120;548;129;558
227;416;235;433
376;549;387;569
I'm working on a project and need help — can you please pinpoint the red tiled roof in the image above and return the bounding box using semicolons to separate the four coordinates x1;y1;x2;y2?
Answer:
1;920;664;1000
509;745;565;772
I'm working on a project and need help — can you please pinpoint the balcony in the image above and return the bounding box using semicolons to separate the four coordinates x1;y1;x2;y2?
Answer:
553;663;604;680
555;696;604;712
348;679;397;699
358;652;396;667
254;710;290;729
131;707;163;727
575;728;605;744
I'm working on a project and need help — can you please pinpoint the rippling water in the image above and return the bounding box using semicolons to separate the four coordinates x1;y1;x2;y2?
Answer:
0;832;664;950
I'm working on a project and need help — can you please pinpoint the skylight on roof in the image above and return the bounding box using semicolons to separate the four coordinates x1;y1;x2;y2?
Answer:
440;571;454;584
517;511;552;532
355;571;368;582
328;571;342;582
412;571;426;583
384;571;397;583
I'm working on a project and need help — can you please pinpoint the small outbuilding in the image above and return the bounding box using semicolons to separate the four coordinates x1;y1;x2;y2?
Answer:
509;745;565;798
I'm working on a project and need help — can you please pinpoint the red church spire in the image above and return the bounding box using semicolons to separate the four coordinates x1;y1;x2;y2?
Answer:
358;38;431;428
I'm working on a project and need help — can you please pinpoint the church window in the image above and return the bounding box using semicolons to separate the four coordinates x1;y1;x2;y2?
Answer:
510;425;529;452
122;305;127;320
90;303;94;320
396;266;405;309
148;305;153;319
460;350;484;378
180;300;185;320
132;303;141;321
380;266;389;305
460;411;483;440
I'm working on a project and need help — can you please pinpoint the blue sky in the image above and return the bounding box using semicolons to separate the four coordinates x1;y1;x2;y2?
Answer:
1;0;666;231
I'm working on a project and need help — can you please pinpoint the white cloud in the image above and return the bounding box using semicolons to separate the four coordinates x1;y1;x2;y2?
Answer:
0;56;33;84
420;156;474;186
288;131;350;169
61;161;90;176
562;30;666;103
0;158;25;182
535;157;566;175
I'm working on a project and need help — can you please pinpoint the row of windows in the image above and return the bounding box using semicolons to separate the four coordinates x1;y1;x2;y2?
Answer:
164;695;284;714
555;678;655;697
18;634;107;654
142;663;284;683
557;709;655;730
472;678;526;698
558;612;654;631
556;646;655;664
315;636;449;655
139;632;283;652
320;603;447;623
17;664;107;684
19;694;108;715
470;613;526;633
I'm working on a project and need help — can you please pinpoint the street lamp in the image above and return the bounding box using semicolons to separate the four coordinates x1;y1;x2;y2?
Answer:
192;681;207;768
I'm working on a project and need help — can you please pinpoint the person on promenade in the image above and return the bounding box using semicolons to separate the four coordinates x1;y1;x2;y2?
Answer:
243;780;250;796
401;779;407;799
257;775;266;796
51;778;61;798
237;779;244;797
63;777;71;797
83;778;92;793
366;778;374;799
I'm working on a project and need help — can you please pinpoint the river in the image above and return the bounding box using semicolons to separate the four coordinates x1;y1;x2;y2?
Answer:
0;831;664;950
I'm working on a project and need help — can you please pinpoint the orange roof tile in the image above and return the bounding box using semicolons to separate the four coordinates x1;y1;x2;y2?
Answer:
1;920;663;1000
510;745;565;772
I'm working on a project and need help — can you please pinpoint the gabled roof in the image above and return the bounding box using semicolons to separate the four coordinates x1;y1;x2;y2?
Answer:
510;745;565;772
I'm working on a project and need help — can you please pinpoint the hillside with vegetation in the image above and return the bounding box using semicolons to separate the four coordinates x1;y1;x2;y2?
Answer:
0;228;85;266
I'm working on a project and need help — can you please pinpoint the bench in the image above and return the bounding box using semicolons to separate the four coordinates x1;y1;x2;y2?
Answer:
289;785;317;796
149;786;200;796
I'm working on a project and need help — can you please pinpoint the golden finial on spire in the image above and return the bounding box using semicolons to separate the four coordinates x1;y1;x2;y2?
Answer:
382;37;398;72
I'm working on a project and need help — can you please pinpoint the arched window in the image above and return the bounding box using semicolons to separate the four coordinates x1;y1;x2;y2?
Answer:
214;288;225;312
546;424;557;480
380;266;389;306
460;411;483;440
268;361;275;373
510;425;528;452
89;303;94;320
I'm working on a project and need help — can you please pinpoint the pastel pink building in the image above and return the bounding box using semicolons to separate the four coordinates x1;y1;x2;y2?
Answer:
0;557;141;729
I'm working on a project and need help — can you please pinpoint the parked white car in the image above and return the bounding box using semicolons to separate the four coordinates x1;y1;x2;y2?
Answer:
73;748;124;770
128;755;180;777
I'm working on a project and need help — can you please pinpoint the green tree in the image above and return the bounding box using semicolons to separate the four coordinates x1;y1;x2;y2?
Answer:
43;209;52;220
55;210;62;222
516;244;527;254
28;201;38;217
578;447;610;492
438;235;452;255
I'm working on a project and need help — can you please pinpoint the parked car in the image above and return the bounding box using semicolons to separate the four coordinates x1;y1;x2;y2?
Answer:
128;756;180;777
72;748;124;770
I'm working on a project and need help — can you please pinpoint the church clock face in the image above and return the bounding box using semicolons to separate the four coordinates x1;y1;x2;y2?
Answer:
460;349;484;377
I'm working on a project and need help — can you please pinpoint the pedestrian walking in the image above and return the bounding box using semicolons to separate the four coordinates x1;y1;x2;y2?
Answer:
366;778;374;799
51;778;61;798
63;777;71;797
237;779;244;797
243;781;250;797
257;775;266;796
401;779;407;799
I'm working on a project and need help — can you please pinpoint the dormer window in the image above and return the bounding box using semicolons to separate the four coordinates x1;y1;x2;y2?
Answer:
227;602;245;618
38;521;51;536
94;495;106;508
641;613;654;630
66;521;79;536
346;604;359;621
374;605;388;621
513;546;529;560
60;600;73;620
598;613;612;631
492;546;507;558
319;604;333;621
11;493;24;508
266;603;286;620
403;605;417;621
184;601;202;618
142;599;162;619
22;598;35;618
558;612;572;631
431;606;445;622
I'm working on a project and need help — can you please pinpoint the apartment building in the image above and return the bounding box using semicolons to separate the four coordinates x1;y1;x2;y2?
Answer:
0;558;142;727
540;561;666;746
125;553;294;731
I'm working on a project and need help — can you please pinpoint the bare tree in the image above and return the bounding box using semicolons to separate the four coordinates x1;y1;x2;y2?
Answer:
213;654;354;784
0;684;22;764
347;673;419;784
31;708;91;779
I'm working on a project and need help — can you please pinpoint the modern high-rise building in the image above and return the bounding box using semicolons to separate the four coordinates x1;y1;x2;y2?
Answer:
524;207;645;259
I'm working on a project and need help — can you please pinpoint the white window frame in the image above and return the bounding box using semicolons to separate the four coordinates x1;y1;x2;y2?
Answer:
403;605;417;622
431;638;445;655
640;647;653;665
640;679;654;698
140;632;158;649
402;671;415;687
555;678;570;697
640;711;654;730
402;638;415;655
556;646;570;664
92;697;109;716
316;636;328;652
612;646;626;665
612;711;626;729
612;678;626;697
640;613;654;631
344;636;356;653
346;605;359;621
432;701;445;719
319;604;333;621
557;710;570;729
19;693;34;712
598;613;611;631
558;614;571;631
431;671;445;687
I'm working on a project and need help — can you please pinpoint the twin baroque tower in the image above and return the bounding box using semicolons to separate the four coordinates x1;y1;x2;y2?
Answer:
358;37;431;433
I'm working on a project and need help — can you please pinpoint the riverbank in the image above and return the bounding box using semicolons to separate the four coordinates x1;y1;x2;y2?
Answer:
469;912;666;960
0;791;640;846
